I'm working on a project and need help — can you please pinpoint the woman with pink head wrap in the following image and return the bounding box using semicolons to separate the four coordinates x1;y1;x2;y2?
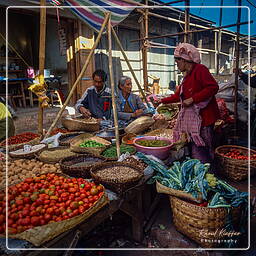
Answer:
154;43;220;167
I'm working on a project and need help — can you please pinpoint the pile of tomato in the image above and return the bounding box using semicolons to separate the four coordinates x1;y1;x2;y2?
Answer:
222;149;256;160
0;173;104;235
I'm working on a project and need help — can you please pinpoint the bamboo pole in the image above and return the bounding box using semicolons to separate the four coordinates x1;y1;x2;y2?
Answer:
142;0;149;91
184;0;190;43
111;26;151;108
107;15;120;158
38;0;46;135
234;2;242;135
131;20;251;42
44;13;111;138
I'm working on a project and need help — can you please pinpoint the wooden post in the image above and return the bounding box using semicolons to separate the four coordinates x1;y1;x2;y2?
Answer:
217;0;224;75
184;0;190;43
44;13;110;138
234;1;241;134
111;26;151;108
142;0;149;91
38;0;46;135
107;15;120;158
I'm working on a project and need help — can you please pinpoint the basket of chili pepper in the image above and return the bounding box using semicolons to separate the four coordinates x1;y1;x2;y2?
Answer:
215;145;256;181
0;132;41;151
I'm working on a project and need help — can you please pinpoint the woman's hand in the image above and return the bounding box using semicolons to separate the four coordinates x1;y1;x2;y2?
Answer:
80;106;92;118
132;109;144;118
183;97;193;107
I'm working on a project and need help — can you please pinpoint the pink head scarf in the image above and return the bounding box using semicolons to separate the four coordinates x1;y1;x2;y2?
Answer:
174;43;201;64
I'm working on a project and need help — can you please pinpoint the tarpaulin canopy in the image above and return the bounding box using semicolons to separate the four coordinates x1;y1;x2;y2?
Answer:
64;0;141;32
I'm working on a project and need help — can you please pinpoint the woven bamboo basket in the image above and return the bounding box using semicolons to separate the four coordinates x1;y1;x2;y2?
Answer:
37;146;77;163
156;104;179;121
121;133;137;145
70;135;111;155
90;162;143;194
215;145;256;181
60;154;106;178
9;144;47;159
169;196;241;248
4;193;108;246
156;181;203;203
61;116;100;132
58;132;85;146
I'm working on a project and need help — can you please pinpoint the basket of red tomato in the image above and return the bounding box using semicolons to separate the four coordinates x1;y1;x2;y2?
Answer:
215;145;256;181
0;173;108;246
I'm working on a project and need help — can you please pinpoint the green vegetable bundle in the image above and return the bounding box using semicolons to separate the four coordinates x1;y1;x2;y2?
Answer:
79;140;105;148
102;144;136;158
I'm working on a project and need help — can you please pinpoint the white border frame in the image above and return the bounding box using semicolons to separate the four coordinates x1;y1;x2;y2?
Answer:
4;4;251;251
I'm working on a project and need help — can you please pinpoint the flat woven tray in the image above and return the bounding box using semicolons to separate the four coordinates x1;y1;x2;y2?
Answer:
60;154;106;178
9;144;47;159
37;146;77;163
90;161;143;194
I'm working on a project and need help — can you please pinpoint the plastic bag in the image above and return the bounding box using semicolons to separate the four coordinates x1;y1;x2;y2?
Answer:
40;132;62;148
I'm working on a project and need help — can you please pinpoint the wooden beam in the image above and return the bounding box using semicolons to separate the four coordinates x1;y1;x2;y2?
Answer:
131;20;252;42
38;0;46;135
111;26;151;108
107;14;120;158
44;13;111;138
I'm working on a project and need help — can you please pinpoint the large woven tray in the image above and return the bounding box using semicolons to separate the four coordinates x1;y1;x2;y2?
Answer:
5;193;108;246
37;146;77;163
90;162;143;194
215;145;256;181
60;154;106;178
61;116;100;132
169;196;241;248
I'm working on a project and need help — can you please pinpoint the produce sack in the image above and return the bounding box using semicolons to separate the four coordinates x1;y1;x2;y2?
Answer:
124;116;155;134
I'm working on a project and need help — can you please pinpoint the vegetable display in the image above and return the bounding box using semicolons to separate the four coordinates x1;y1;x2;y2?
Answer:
136;139;169;147
0;159;62;188
0;174;104;235
0;132;39;146
79;140;105;148
138;153;248;209
221;149;256;160
101;145;135;158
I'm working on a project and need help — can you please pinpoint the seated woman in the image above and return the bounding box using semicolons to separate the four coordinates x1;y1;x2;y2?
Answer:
117;76;147;121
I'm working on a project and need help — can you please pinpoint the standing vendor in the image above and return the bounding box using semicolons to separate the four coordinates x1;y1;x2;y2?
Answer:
0;98;15;142
117;76;147;121
75;69;112;120
154;43;220;164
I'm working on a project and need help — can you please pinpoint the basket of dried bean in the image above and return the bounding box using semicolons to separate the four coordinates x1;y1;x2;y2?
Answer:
60;154;106;178
90;162;143;193
215;145;256;181
37;146;77;163
70;135;111;155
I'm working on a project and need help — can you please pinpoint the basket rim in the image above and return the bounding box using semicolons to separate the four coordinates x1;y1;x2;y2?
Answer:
215;145;256;162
